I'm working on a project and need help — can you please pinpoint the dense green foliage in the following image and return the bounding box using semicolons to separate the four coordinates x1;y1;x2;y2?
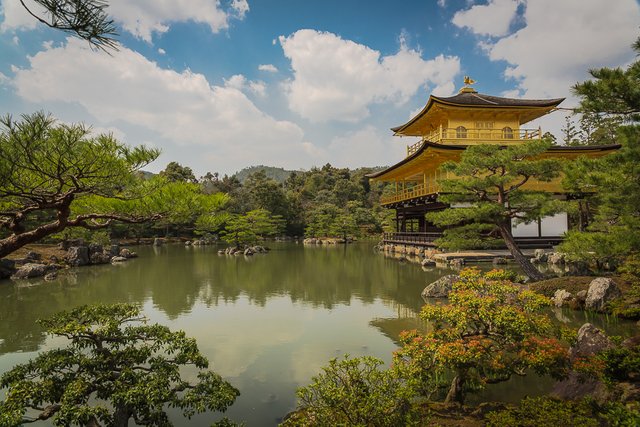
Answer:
0;112;178;256
283;355;415;427
159;161;197;183
0;119;387;247
485;397;640;427
394;268;570;404
0;304;239;426
426;140;564;280
598;340;640;385
221;209;283;247
232;165;295;184
202;164;389;239
560;37;640;266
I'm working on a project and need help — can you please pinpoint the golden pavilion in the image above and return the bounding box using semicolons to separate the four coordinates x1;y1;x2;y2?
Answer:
368;79;620;247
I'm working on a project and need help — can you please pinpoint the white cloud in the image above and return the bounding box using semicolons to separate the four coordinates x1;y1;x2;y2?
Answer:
11;38;313;174
90;125;127;142
224;74;266;96
248;80;266;97
452;0;520;37
1;0;249;43
12;35;19;45
107;0;235;42
327;126;409;168
437;0;447;8
279;29;460;123
230;0;250;19
158;48;166;55
454;0;640;99
258;64;278;73
0;0;38;32
223;74;248;90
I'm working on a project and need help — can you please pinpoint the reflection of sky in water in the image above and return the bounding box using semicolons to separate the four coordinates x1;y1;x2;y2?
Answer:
144;295;401;425
0;243;636;426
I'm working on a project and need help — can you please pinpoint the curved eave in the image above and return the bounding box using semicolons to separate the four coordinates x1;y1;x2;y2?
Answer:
391;95;565;136
366;141;465;179
366;142;621;181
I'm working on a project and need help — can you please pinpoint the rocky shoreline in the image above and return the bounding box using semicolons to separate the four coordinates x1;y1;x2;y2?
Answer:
1;240;140;281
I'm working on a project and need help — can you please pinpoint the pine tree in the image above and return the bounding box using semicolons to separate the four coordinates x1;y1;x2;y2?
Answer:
427;140;564;281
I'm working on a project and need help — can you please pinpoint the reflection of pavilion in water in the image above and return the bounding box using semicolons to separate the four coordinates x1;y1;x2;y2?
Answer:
370;298;427;346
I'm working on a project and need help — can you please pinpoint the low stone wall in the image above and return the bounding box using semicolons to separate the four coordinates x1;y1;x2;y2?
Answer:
382;243;439;258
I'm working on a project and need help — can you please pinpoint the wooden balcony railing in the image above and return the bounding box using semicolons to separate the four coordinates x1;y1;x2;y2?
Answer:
383;232;441;245
406;127;542;155
380;180;441;205
382;232;563;248
380;176;564;206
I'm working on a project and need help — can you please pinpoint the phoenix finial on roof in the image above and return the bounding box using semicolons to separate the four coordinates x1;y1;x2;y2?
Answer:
463;76;476;86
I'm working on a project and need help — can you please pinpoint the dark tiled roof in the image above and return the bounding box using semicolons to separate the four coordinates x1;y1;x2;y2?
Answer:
391;92;565;134
432;92;565;108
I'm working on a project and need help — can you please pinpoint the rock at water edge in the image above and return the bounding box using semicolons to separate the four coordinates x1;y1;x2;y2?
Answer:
422;275;459;299
585;278;622;312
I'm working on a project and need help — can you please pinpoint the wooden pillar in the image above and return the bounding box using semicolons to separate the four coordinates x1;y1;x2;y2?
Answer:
418;215;426;232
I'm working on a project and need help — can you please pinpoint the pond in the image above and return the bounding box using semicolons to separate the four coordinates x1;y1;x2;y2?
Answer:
0;243;634;426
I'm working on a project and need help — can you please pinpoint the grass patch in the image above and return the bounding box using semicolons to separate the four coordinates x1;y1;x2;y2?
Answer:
528;276;595;297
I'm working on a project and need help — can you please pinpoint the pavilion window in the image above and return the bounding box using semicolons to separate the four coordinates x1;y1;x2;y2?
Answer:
502;126;514;139
456;126;467;138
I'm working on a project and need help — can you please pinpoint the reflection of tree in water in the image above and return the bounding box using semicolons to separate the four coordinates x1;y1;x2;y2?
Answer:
0;265;149;355
0;244;446;355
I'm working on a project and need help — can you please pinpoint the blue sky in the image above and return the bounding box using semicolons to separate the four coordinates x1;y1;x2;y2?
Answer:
1;0;639;176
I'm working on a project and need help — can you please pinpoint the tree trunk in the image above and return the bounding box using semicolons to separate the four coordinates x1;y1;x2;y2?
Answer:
112;406;131;427
498;223;544;281
85;416;102;427
444;374;465;404
0;220;66;258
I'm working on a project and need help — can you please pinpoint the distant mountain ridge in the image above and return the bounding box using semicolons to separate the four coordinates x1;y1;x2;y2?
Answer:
232;165;389;184
232;165;300;184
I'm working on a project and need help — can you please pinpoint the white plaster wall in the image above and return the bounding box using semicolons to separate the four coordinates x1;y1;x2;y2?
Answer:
511;212;568;238
540;212;568;237
511;219;539;237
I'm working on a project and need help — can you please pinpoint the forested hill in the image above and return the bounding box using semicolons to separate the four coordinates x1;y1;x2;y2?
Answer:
233;165;388;184
233;166;297;184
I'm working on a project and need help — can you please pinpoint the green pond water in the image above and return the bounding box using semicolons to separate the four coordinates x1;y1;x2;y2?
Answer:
0;243;635;426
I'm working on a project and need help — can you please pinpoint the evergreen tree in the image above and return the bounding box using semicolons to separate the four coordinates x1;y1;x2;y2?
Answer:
560;36;640;264
222;209;282;248
0;304;239;426
426;140;564;281
19;0;118;50
0;112;173;257
159;161;197;183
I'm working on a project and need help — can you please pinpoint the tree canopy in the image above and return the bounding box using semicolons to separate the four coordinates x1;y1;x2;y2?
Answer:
159;162;197;183
220;208;283;248
560;36;640;265
0;112;170;257
426;140;564;281
0;304;239;426
394;268;570;404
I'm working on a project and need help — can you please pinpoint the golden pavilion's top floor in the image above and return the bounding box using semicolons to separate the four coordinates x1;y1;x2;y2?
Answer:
393;86;564;155
369;84;620;207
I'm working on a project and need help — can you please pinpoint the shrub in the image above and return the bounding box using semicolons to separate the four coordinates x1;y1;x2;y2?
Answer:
0;304;239;427
394;268;571;404
486;397;640;427
283;355;416;427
